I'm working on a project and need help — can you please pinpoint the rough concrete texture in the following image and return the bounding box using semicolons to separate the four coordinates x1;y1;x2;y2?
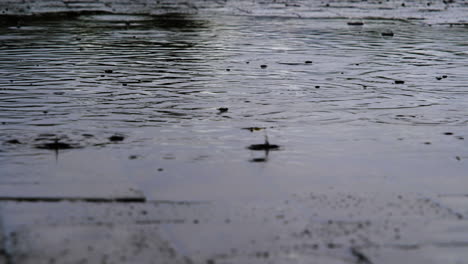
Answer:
0;192;467;263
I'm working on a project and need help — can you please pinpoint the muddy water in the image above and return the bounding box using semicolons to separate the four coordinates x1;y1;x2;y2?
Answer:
1;10;468;202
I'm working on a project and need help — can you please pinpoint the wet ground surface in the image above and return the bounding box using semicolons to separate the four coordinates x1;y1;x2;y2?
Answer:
1;0;468;263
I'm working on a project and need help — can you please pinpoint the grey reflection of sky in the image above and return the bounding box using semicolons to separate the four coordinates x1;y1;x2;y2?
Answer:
1;14;468;202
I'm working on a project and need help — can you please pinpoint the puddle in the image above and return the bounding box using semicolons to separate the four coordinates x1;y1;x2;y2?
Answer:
1;4;468;200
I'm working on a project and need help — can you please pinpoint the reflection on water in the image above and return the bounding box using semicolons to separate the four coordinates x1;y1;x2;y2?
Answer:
1;12;468;201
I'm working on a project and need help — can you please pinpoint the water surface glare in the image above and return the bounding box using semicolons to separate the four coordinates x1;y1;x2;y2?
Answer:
1;14;468;201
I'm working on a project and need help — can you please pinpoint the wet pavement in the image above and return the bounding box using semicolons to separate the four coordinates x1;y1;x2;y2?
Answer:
1;0;468;263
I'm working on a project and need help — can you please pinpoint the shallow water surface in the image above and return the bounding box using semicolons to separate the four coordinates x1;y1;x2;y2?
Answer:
1;12;468;202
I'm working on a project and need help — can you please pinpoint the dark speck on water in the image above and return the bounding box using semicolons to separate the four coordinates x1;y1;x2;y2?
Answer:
248;143;279;151
250;157;267;162
104;69;113;73
248;136;280;151
36;139;75;150
305;60;312;64
347;21;364;26
260;65;267;69
242;127;265;132
109;135;125;142
381;31;394;37
5;139;21;144
394;80;405;84
217;107;228;113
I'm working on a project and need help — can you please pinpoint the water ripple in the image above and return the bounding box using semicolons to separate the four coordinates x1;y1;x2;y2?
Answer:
1;13;468;153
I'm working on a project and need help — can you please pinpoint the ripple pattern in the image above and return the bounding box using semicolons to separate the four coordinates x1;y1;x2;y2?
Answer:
1;13;468;151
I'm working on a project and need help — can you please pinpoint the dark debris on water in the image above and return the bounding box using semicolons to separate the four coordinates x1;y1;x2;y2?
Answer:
5;133;131;151
217;107;228;113
381;31;394;37
242;127;266;132
248;137;280;151
5;139;21;144
347;21;364;26
250;157;268;163
36;138;78;150
109;134;125;142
